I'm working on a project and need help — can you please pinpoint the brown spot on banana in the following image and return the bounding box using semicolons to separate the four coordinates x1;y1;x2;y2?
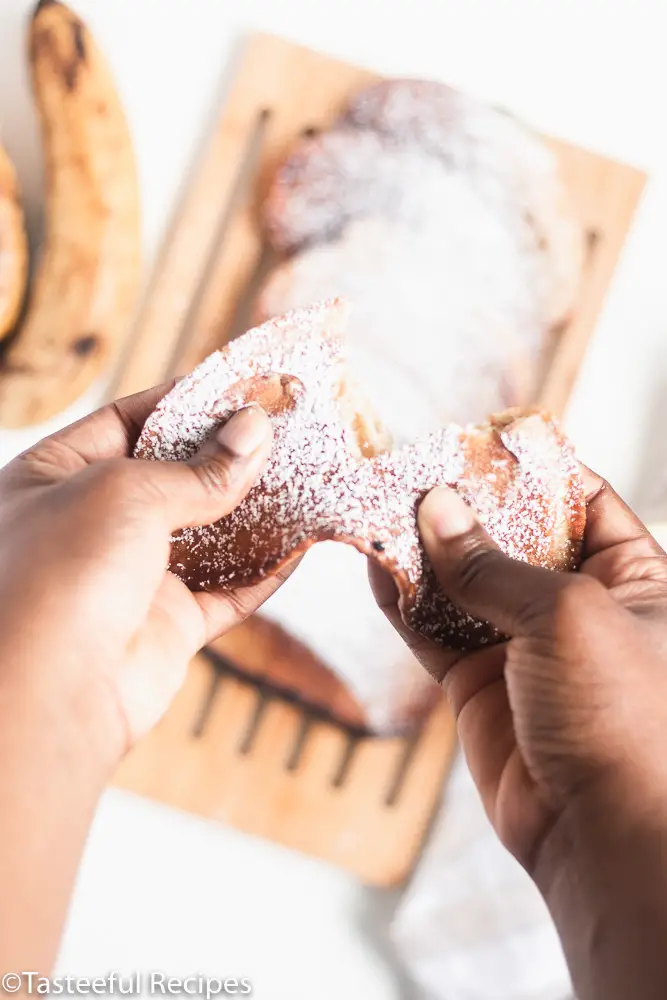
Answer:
64;20;87;91
0;1;141;428
72;18;86;60
0;361;31;376
72;333;98;356
29;16;87;95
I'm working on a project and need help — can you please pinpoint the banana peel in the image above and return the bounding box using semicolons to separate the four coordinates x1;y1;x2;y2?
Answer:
0;143;28;343
0;0;141;428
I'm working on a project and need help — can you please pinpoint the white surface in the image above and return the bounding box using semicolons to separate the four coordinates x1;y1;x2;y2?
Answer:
1;0;667;997
394;758;570;1000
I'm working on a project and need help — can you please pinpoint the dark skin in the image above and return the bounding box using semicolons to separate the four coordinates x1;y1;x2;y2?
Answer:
0;384;286;976
1;380;667;1000
372;477;667;1000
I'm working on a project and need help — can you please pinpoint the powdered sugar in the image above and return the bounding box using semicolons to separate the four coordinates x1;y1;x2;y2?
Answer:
258;208;540;441
345;78;584;326
259;82;582;441
135;301;584;654
265;79;583;332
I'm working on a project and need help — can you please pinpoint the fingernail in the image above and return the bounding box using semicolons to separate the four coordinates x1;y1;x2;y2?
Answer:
419;487;476;539
216;404;269;458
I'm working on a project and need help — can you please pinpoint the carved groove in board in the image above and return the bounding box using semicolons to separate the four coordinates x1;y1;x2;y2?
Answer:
191;670;224;738
285;714;314;771
238;692;271;755
107;53;274;400
168;108;272;379
222;242;279;350
200;646;372;778
196;646;411;794
385;731;421;807
201;647;370;736
331;734;362;789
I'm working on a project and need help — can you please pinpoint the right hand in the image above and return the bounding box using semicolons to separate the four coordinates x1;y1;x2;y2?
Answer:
372;469;667;999
372;469;667;1000
374;468;667;868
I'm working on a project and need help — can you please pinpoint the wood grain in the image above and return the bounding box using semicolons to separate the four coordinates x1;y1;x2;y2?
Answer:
112;32;646;887
539;143;645;415
172;34;378;375
114;654;455;886
108;42;276;399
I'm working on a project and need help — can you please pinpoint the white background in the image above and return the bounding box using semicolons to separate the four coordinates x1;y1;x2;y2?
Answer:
1;1;666;997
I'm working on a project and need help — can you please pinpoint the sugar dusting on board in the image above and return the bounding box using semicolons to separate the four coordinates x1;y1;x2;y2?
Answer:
258;208;537;441
259;83;583;442
136;300;585;654
344;77;582;323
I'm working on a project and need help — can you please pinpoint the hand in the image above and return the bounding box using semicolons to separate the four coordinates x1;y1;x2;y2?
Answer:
373;469;667;865
0;383;287;768
0;383;293;975
372;469;667;1000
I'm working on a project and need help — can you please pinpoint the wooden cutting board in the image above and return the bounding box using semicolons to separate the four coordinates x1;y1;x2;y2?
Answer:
111;32;646;886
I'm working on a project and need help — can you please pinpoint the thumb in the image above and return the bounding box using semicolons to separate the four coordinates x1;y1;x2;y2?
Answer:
418;486;570;638
136;403;273;531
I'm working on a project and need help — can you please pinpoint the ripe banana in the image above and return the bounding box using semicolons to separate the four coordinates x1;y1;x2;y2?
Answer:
0;142;28;342
0;0;141;427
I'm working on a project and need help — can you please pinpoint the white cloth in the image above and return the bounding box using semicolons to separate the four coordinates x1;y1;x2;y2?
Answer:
393;755;573;1000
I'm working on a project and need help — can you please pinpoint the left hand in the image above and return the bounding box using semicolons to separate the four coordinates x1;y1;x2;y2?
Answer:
0;383;287;770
